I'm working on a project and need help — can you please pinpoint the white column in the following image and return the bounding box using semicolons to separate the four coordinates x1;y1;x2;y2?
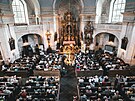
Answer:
42;23;48;50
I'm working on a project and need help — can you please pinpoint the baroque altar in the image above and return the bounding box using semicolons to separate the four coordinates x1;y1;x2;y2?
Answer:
59;12;80;46
58;12;81;65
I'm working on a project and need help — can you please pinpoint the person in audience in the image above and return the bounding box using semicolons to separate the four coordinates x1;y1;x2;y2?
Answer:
112;91;122;100
80;93;87;101
99;76;103;83
73;95;78;101
94;75;99;83
114;74;120;90
61;67;67;76
97;87;102;93
36;82;40;86
103;96;109;101
35;44;40;55
28;67;34;76
126;88;133;96
5;58;11;67
76;63;81;71
104;76;109;82
79;77;84;83
97;98;101;101
102;61;109;76
0;88;3;94
19;89;27;99
111;87;115;93
1;64;8;71
84;77;89;82
49;90;56;99
46;45;52;54
3;87;12;95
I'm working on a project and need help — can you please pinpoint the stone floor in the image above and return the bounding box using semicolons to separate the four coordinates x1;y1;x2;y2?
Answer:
59;66;78;101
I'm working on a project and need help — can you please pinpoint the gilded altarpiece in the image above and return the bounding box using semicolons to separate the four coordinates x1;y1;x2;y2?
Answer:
58;12;80;65
59;12;80;46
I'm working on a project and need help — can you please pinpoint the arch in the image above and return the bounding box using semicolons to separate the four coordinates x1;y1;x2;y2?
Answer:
17;33;42;42
17;33;43;50
29;0;40;24
11;0;40;23
80;0;84;8
93;31;120;42
94;32;118;39
53;0;56;11
94;32;120;47
29;0;40;16
18;33;43;57
53;0;84;13
108;0;126;23
12;0;29;24
21;0;40;17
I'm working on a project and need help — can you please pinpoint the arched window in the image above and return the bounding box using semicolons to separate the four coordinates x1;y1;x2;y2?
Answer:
12;0;29;24
111;0;126;23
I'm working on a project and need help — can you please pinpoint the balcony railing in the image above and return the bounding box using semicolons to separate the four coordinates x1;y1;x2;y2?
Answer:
14;25;43;33
95;23;122;31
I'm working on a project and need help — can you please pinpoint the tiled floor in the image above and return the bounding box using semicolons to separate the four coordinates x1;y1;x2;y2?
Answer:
59;66;78;101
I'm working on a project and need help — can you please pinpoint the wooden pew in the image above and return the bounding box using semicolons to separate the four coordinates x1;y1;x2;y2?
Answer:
33;70;60;77
3;70;28;78
76;70;103;77
76;69;133;77
108;70;131;77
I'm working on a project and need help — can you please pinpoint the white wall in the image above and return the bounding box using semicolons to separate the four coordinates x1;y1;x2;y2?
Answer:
0;24;20;63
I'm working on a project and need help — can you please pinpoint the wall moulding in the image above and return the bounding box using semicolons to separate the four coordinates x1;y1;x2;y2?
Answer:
0;3;10;7
41;17;54;21
79;13;96;17
83;6;96;8
95;24;122;31
14;25;43;33
123;17;135;23
0;23;14;28
0;24;4;27
83;8;96;12
122;22;135;25
2;14;14;18
40;14;55;17
41;7;53;10
126;2;135;5
43;22;54;24
81;20;94;22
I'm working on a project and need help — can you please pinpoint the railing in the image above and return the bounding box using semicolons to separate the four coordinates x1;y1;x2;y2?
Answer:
95;23;122;31
14;25;43;33
14;23;122;33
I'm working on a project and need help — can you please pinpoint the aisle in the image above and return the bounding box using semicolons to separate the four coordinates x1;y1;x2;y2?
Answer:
59;66;78;101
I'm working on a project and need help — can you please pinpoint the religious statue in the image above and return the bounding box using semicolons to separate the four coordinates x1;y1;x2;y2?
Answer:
66;12;72;21
67;25;72;41
121;36;128;50
81;31;84;41
9;37;15;50
84;21;94;46
54;32;57;41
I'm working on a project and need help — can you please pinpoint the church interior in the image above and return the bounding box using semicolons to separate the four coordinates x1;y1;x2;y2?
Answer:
0;0;135;101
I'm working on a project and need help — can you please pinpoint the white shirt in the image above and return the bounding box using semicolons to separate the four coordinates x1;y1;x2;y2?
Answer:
2;65;7;71
79;78;84;83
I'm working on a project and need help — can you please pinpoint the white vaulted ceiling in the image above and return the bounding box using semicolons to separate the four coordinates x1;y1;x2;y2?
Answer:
54;0;82;17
